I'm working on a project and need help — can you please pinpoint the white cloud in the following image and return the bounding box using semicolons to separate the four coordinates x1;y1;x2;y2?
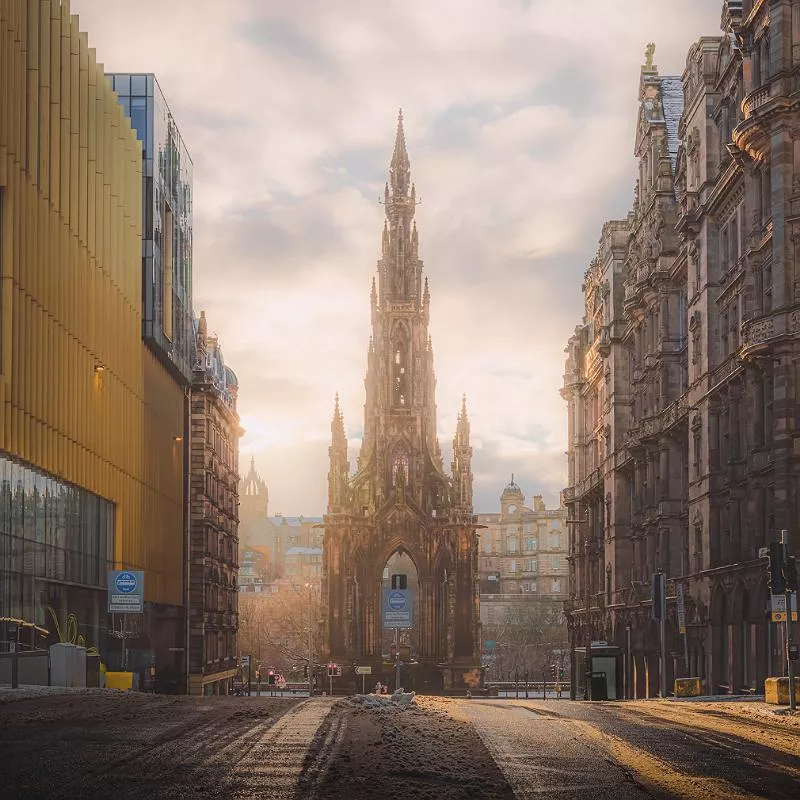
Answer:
72;0;724;514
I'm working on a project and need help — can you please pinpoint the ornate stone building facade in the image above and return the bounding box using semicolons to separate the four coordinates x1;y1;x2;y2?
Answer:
477;479;569;626
187;312;242;695
477;480;569;680
322;114;482;692
564;1;800;698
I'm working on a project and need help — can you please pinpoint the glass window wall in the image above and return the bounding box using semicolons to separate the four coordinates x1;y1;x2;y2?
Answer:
0;455;114;654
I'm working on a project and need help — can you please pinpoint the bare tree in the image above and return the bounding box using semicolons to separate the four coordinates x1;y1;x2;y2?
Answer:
485;601;567;681
237;586;321;680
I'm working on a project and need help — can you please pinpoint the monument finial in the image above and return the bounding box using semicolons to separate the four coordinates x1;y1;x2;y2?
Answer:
644;42;656;70
390;108;410;192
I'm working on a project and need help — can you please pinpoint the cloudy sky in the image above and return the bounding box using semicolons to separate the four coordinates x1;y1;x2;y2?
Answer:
74;0;723;515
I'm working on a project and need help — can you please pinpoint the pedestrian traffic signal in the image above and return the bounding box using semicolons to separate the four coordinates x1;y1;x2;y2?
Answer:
769;541;787;594
558;667;565;681
268;670;276;685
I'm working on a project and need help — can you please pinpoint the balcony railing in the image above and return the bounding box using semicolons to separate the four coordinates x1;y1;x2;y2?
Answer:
574;468;603;500
742;85;770;118
661;391;689;431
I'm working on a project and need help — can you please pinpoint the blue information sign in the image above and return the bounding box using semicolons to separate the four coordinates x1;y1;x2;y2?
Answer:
108;570;144;614
382;588;413;629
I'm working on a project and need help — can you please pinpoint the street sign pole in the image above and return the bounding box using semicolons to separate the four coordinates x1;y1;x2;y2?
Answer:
397;629;402;690
676;583;689;674
781;530;796;711
9;623;18;689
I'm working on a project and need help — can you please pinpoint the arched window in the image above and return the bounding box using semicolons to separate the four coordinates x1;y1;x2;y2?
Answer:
392;340;408;406
392;453;409;487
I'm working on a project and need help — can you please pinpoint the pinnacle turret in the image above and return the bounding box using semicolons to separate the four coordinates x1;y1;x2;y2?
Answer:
390;108;410;194
455;393;470;447
331;392;346;445
328;393;350;509
451;395;473;511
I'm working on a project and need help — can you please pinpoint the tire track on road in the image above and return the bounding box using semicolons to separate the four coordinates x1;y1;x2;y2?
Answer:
458;700;655;798
573;719;762;800
485;700;797;799
221;698;336;799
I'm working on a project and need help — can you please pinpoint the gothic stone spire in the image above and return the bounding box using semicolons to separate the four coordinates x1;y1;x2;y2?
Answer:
328;393;349;509
452;394;473;510
380;110;422;305
390;108;410;195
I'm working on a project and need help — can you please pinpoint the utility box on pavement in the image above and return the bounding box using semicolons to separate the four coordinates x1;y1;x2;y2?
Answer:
765;676;800;705
50;643;87;688
105;671;134;691
674;677;702;698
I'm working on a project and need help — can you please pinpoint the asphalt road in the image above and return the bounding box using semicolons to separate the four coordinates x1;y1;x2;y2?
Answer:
463;698;800;799
1;691;798;799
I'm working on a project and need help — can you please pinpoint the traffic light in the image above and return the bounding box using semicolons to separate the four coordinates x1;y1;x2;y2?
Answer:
651;572;666;620
254;670;260;681
784;554;798;593
549;664;557;680
327;663;337;677
268;670;276;685
391;574;408;590
769;541;787;594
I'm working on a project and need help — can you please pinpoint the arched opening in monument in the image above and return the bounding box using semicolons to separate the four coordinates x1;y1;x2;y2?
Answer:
392;337;409;407
381;550;420;662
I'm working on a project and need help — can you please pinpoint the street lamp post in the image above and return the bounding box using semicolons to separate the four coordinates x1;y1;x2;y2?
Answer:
305;582;313;697
567;508;590;700
584;534;592;701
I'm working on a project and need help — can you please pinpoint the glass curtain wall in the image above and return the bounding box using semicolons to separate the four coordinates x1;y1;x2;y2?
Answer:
0;455;114;654
110;73;194;382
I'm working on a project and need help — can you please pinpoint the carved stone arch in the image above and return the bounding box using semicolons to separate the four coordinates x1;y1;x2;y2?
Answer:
376;536;427;583
433;538;455;578
730;579;748;622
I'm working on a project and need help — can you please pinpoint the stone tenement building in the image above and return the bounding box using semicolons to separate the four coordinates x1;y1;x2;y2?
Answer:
188;312;242;695
477;479;569;628
322;113;482;692
563;1;800;698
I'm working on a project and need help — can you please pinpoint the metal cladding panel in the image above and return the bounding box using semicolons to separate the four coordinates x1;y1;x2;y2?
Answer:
0;1;183;606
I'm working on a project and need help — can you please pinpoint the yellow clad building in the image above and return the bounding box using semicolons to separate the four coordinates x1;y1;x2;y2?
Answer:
0;1;185;682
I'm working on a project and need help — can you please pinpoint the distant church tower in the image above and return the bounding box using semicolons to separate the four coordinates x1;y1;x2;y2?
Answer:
239;456;268;549
322;112;482;691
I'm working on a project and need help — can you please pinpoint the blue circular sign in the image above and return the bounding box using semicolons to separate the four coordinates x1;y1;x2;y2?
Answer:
388;590;406;611
115;572;138;593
